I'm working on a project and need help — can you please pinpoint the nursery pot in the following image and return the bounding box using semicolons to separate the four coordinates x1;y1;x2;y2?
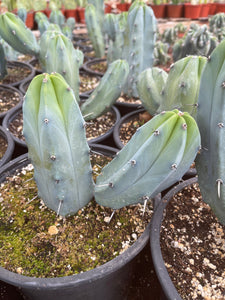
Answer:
216;3;225;13
25;11;34;29
199;3;210;18
0;149;153;300
113;108;146;149
2;102;121;150
184;3;202;19
166;4;184;19
0;126;14;168
77;7;85;24
0;84;23;124
150;177;197;300
149;4;166;19
82;58;107;77
1;61;35;89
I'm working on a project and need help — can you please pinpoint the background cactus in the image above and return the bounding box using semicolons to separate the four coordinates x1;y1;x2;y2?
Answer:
173;24;217;62
122;1;157;97
23;73;94;217
0;38;20;61
137;56;207;118
81;59;129;120
17;7;27;23
95;109;200;209
85;4;105;58
39;30;83;102
0;43;7;80
0;12;39;56
49;9;66;27
196;39;225;225
209;13;225;42
153;41;171;67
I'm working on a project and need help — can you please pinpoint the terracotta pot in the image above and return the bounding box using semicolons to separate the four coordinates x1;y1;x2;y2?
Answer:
104;3;112;13
25;11;34;29
65;8;79;22
199;3;210;18
208;3;217;15
116;3;129;12
149;4;166;19
77;7;85;24
166;4;184;18
184;3;201;19
216;3;225;13
44;8;51;18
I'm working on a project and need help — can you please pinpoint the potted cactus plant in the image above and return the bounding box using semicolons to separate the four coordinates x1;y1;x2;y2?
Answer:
0;68;201;300
150;38;225;300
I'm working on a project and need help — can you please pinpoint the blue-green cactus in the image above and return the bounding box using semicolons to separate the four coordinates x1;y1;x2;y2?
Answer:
0;43;7;80
49;9;65;27
196;39;225;225
95;109;201;209
85;4;105;58
23;73;94;217
0;38;20;61
137;56;207;118
17;7;27;23
122;1;157;97
81;59;129;120
39;30;83;102
0;12;39;56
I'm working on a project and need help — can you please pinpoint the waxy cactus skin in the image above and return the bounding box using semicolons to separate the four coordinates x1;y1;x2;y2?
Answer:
95;110;200;209
23;73;94;217
196;39;225;225
0;12;39;56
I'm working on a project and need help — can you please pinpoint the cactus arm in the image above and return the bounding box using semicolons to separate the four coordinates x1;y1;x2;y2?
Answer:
81;59;129;120
0;12;39;56
85;4;105;58
196;40;225;225
0;43;7;80
160;56;207;118
137;67;168;116
17;8;27;23
39;32;83;102
95;110;200;209
123;2;157;97
23;73;94;217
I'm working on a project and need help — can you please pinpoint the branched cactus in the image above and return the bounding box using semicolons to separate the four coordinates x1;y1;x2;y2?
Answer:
85;4;105;58
81;59;129;120
39;30;83;102
196;39;225;225
153;41;171;66
137;56;207;118
95;109;201;209
23;73;94;217
173;24;218;62
209;13;225;42
0;12;39;56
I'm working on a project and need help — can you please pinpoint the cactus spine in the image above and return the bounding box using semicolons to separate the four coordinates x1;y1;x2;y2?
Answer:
0;12;39;56
196;39;225;225
23;73;94;217
95;109;200;209
81;59;129;120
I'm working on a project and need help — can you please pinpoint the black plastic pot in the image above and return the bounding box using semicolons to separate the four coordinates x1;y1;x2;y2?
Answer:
113;108;146;149
82;58;106;77
1;61;36;88
115;101;143;117
2;102;121;150
150;177;197;300
0;126;14;168
28;57;42;75
0;146;154;300
0;84;23;124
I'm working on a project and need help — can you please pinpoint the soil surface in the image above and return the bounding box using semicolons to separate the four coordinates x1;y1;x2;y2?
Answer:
161;182;225;300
